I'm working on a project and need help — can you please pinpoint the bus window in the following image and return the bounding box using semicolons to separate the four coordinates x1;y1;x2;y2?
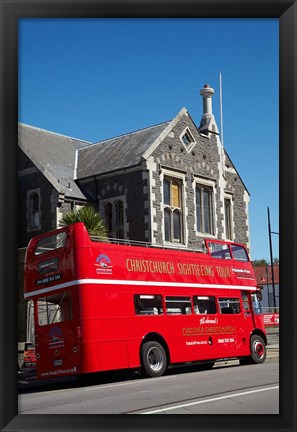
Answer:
241;291;251;312
37;291;72;326
208;242;231;259
165;296;192;315
193;296;216;314
230;244;249;262
134;294;163;315
218;298;240;314
251;293;262;314
35;232;67;255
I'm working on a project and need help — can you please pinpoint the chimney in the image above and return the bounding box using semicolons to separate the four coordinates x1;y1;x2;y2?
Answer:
200;84;215;118
199;83;218;134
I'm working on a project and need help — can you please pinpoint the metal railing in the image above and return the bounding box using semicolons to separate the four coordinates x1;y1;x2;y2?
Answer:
261;307;279;314
89;235;205;253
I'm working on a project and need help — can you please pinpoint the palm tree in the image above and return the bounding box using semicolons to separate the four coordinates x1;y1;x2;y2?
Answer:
60;206;108;239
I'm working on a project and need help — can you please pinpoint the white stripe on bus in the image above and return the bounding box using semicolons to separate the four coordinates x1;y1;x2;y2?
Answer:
24;278;258;298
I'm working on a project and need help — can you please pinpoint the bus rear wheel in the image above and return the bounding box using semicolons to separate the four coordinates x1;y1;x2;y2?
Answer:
141;341;167;377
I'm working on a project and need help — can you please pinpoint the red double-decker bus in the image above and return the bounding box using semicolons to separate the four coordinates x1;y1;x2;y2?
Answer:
24;222;266;379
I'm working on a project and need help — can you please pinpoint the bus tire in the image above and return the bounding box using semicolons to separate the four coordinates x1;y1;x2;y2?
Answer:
249;335;266;364
141;341;167;377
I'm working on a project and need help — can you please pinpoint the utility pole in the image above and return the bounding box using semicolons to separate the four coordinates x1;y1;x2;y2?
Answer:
267;207;276;309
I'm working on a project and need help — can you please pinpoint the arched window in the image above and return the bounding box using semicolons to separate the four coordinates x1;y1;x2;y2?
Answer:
102;199;125;240
224;197;233;240
104;202;113;234
164;208;171;242
173;210;182;242
196;185;214;235
115;200;124;226
29;192;40;229
115;228;124;239
163;177;183;243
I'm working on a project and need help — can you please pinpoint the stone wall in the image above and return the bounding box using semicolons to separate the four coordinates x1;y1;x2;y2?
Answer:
148;112;249;249
97;169;148;242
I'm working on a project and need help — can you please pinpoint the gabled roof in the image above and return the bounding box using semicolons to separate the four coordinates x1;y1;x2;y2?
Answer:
75;119;173;180
253;264;279;285
18;123;90;200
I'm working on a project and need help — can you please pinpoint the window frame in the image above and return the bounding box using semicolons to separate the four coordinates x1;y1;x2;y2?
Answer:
37;290;72;326
27;188;41;231
163;174;185;244
241;291;251;313
179;127;196;153
218;297;241;314
230;244;249;262
134;294;164;316
195;180;215;236
224;195;234;240
165;296;192;315
104;202;113;235
100;196;126;239
193;295;217;314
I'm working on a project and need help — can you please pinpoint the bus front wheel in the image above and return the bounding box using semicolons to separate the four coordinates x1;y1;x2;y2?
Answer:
141;341;167;377
250;335;266;364
241;335;266;365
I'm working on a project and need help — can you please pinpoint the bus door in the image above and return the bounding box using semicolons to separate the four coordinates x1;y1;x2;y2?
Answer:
241;290;256;331
35;289;80;378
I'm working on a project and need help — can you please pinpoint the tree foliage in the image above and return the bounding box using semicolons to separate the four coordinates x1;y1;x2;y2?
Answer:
252;259;268;266
252;258;279;266
60;206;108;239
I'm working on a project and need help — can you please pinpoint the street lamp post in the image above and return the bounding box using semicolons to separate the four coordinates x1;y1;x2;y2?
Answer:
265;263;270;309
267;207;279;310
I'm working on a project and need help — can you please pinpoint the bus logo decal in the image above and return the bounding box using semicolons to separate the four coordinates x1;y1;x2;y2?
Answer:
48;326;65;348
95;254;113;275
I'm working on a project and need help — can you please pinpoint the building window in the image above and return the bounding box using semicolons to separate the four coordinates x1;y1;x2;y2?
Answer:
163;177;183;243
115;200;124;227
196;184;214;235
224;197;233;240
102;198;125;239
104;202;113;235
180;127;196;152
27;189;41;231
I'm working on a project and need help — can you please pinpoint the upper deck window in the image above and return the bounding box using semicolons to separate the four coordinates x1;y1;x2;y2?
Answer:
35;232;67;255
231;244;249;262
208;242;231;259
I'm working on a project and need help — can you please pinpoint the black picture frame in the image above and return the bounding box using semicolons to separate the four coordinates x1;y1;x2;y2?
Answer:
1;1;296;431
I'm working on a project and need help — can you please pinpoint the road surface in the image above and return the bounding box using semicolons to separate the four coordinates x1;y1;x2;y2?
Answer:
18;359;279;414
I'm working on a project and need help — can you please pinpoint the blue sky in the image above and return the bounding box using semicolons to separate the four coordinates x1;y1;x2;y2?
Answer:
18;18;279;261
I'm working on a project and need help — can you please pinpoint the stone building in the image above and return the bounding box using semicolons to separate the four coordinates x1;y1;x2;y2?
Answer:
17;84;250;341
